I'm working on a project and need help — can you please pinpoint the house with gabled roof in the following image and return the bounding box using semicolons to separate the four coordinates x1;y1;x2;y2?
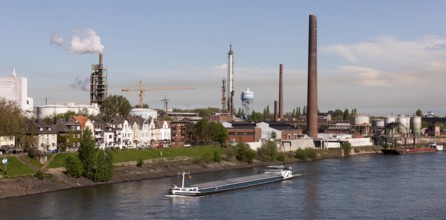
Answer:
72;115;94;131
25;119;58;152
54;118;82;151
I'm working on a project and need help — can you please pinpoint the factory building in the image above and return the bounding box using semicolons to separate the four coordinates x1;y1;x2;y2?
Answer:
130;108;158;120
36;103;100;119
0;69;33;116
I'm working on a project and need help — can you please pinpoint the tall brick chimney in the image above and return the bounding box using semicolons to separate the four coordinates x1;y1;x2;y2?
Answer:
307;14;318;138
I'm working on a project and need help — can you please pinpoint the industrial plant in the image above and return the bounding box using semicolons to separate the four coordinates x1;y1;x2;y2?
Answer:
1;14;445;155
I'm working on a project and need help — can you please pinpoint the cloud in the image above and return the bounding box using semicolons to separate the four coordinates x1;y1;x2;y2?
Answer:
50;32;65;46
322;35;446;88
319;35;446;115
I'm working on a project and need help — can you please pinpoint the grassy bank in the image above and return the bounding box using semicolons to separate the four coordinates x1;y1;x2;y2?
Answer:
48;146;224;168
0;156;35;177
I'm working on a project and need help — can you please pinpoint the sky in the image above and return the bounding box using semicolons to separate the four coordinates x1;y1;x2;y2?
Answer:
1;0;446;117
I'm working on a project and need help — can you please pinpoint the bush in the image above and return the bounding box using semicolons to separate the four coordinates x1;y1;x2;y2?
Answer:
27;147;36;159
257;142;278;162
306;148;317;159
296;148;318;160
35;170;46;180
224;147;236;160
295;149;308;160
235;143;256;163
213;150;222;163
343;142;352;155
136;158;144;168
277;152;286;162
93;150;114;182
65;155;84;178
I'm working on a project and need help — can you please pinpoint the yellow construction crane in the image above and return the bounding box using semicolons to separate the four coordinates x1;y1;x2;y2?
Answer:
122;80;196;108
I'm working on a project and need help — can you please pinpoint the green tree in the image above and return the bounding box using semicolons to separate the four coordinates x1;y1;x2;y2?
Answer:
343;109;351;121
208;121;228;146
100;95;132;120
93;149;113;182
271;131;277;139
249;110;262;122
343;142;352;156
234;143;256;163
78;128;97;179
65;155;84;178
193;119;210;145
0;98;26;137
415;109;422;117
257;141;278;162
55;111;77;120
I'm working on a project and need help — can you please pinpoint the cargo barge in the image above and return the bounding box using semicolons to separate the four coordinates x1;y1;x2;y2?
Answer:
168;165;295;196
381;146;437;155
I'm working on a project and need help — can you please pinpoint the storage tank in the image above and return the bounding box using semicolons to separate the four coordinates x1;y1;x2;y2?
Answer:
353;115;370;126
397;115;408;134
373;119;385;128
241;88;254;119
410;116;422;137
384;115;396;125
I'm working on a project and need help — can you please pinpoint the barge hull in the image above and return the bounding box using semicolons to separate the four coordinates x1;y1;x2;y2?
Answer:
382;147;437;155
195;174;284;195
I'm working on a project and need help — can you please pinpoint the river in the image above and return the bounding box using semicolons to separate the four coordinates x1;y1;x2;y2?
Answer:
1;152;446;219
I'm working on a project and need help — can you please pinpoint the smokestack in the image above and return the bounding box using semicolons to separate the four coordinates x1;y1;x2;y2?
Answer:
307;14;318;138
274;100;278;122
99;53;103;66
279;64;284;120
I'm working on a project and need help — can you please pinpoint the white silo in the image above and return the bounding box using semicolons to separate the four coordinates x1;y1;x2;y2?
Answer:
410;116;422;137
385;115;397;135
353;115;370;126
397;115;409;134
375;119;385;128
241;88;254;119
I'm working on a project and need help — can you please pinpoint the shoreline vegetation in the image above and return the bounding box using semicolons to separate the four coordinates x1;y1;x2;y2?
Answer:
0;146;380;200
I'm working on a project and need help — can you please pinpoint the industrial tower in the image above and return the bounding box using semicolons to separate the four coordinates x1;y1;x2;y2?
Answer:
227;44;234;117
241;88;254;120
90;53;108;106
307;14;318;138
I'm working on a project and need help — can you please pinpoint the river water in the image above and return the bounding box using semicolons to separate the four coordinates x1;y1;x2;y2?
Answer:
1;152;446;219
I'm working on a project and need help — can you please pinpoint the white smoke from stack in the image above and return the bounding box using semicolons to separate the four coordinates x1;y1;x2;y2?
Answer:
70;75;90;92
50;28;104;54
69;28;104;54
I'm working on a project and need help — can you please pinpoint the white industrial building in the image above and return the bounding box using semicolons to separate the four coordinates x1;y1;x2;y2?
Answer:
0;69;33;116
36;103;100;118
129;108;158;120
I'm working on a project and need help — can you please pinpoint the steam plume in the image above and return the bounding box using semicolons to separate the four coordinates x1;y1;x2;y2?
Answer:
50;28;104;54
69;28;104;54
70;75;90;91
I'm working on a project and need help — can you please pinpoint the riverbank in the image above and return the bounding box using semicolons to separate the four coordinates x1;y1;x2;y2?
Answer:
0;147;380;199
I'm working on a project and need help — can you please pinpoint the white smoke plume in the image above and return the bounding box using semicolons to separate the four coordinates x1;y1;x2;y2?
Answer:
50;28;104;54
69;28;104;54
50;32;65;46
70;75;90;92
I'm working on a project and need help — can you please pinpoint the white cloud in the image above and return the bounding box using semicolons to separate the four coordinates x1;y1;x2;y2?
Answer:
50;32;65;46
320;35;446;115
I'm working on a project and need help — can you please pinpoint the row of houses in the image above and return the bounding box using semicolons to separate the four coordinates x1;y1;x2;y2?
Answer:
22;115;172;152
